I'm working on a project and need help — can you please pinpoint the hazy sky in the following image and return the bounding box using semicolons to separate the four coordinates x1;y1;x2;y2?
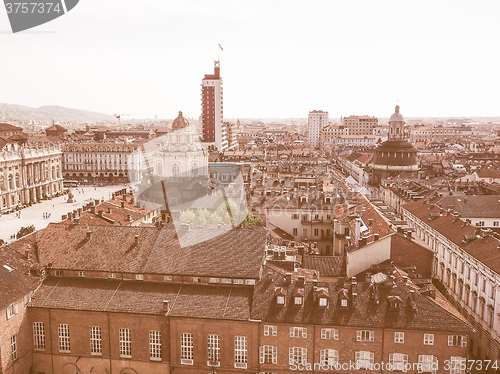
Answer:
1;1;499;119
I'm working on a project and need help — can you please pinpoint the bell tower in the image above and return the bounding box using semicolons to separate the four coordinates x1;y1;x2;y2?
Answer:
389;105;405;140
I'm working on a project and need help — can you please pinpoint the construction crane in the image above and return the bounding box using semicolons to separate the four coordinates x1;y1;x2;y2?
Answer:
113;113;135;130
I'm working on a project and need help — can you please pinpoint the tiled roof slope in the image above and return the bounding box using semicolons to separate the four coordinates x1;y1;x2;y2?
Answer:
0;243;41;309
403;201;500;275
37;223;267;278
251;274;472;332
30;278;252;320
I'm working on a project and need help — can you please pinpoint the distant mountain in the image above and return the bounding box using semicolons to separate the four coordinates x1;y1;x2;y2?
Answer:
0;103;114;123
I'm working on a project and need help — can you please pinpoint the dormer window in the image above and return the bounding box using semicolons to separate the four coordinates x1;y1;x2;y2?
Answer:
275;287;286;306
319;297;328;307
277;296;286;305
294;296;303;305
341;299;348;308
388;295;403;309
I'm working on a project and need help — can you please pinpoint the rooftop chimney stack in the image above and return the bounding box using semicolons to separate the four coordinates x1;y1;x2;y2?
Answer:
86;231;92;240
121;201;125;208
134;235;139;245
355;218;361;246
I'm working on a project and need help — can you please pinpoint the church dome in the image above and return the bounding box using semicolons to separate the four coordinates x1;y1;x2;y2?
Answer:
172;111;189;130
389;105;404;123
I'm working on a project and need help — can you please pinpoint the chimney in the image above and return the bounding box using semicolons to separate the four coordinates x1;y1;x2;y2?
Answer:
162;300;170;313
121;201;125;208
25;249;30;259
130;196;135;205
285;273;292;284
128;214;132;222
68;212;73;219
297;275;305;287
90;206;96;214
134;235;139;245
98;210;103;216
73;217;80;225
107;207;112;214
86;230;92;240
374;233;379;241
355;218;361;246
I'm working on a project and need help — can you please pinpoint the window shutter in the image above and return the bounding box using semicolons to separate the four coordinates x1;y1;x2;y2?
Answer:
389;353;394;365
259;346;264;364
272;346;277;364
290;327;293;337
370;331;374;341
303;348;307;363
14;303;18;314
272;326;277;336
302;328;307;338
356;330;361;341
461;336;467;347
448;335;453;346
289;347;293;365
334;329;339;340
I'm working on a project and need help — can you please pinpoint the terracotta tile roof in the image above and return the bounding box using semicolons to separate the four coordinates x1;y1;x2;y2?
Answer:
437;195;500;218
0;243;41;309
37;224;267;279
31;278;252;320
403;200;500;274
302;256;345;278
251;275;472;332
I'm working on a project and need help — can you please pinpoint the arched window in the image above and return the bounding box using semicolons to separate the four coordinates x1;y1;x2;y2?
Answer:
157;162;162;176
172;163;180;177
191;161;199;177
15;173;20;188
8;175;13;190
0;175;4;191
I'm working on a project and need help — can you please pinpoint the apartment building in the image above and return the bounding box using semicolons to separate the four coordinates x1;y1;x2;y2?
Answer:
342;116;378;136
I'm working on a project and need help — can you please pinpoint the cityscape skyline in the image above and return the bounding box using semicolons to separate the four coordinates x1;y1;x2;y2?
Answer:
0;1;499;119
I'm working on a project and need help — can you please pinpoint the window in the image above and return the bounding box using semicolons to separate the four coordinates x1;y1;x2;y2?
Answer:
277;296;285;305
356;330;374;342
259;345;277;364
264;325;277;337
294;296;303;305
6;302;18;319
389;353;408;371
450;356;466;374
341;299;348;307
320;349;339;367
448;335;467;347
289;347;307;365
135;274;144;281
58;324;70;353
193;277;202;283
321;328;339;340
234;336;247;368
33;322;46;350
90;327;102;355
394;332;404;344
207;334;220;366
423;333;434;345
119;328;131;358
108;273;116;279
78;271;85;277
293;228;298;236
355;351;374;369
222;278;232;284
234;279;244;285
149;331;161;361
209;277;220;283
290;327;307;338
181;333;193;364
11;335;17;361
164;275;172;282
55;270;63;277
418;355;437;373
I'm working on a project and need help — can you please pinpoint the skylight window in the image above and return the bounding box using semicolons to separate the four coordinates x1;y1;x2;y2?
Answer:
3;265;14;272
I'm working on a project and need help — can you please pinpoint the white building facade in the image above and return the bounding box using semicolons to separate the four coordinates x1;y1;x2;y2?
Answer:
307;110;328;149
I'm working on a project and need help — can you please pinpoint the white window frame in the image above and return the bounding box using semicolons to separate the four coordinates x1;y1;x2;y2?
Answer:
320;348;339;367
58;324;71;353
89;326;102;355
289;347;307;365
356;330;374;342
149;330;162;361
423;333;434;345
180;333;193;364
264;325;277;337
394;332;404;344
6;302;18;319
234;336;247;368
33;322;46;350
207;334;220;366
289;326;307;338
321;328;339;340
450;356;466;374
11;334;17;361
259;345;277;364
355;351;374;370
119;328;131;358
135;274;144;281
389;353;408;371
418;355;438;374
448;335;467;347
